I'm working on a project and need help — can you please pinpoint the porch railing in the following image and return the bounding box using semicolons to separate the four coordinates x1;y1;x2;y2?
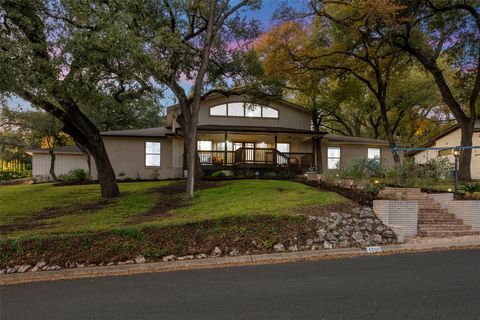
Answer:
199;148;312;168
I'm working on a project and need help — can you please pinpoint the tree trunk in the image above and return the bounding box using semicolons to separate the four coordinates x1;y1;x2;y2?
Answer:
378;99;401;163
315;138;323;173
61;110;120;198
458;124;474;181
185;125;197;198
48;149;57;181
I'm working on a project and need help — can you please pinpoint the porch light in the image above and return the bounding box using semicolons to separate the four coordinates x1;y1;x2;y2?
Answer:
448;188;452;193
374;180;379;185
453;149;460;157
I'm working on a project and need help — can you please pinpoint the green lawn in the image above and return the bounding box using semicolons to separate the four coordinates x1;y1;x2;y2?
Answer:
0;179;347;239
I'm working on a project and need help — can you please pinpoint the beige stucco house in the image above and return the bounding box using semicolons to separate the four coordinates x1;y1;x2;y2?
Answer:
28;94;399;181
410;119;480;180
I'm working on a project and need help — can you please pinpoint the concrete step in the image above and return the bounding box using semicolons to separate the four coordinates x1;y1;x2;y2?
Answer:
418;214;457;220
418;224;472;232
418;230;480;237
419;208;449;213
418;218;464;225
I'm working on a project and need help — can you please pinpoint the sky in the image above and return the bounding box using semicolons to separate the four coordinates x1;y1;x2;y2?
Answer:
4;0;305;112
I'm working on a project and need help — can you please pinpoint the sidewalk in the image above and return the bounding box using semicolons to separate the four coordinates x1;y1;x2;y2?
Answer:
2;238;479;286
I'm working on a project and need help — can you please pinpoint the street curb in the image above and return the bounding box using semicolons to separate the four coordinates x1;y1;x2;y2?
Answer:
1;240;480;286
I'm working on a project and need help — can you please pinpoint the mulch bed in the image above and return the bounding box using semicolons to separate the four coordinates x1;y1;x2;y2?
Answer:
302;180;376;206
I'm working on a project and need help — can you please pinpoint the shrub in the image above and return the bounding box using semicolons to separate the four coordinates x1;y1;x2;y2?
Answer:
0;170;31;181
58;168;88;181
460;183;480;194
340;158;384;182
150;168;160;180
364;182;384;196
211;170;226;177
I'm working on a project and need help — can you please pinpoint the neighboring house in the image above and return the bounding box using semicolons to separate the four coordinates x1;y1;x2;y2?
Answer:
26;145;90;182
409;118;480;180
28;94;399;181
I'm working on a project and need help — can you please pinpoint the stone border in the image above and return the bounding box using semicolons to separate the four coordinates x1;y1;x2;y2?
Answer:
2;239;480;286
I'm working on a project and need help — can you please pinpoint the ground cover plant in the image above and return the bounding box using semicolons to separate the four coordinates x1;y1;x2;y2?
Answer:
0;180;349;268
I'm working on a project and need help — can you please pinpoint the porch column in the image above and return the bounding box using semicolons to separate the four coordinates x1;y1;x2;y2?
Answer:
224;131;228;166
274;135;278;166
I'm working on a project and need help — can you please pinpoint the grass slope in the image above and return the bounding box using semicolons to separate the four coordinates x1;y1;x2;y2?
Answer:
0;180;346;239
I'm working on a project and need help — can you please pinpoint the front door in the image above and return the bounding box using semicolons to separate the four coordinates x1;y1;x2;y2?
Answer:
234;142;255;163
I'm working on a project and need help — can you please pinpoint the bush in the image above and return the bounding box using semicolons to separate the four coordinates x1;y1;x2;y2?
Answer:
340;158;384;180
384;157;454;190
364;182;384;196
460;183;480;194
0;170;32;181
211;170;226;177
58;168;88;181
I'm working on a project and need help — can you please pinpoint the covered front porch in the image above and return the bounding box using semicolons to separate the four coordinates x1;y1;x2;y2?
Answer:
194;126;324;172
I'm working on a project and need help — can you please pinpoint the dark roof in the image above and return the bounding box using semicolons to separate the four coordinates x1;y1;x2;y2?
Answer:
26;145;83;155
193;125;326;135
323;134;391;145
101;127;173;138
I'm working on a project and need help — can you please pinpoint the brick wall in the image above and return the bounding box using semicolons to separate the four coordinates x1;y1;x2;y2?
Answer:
427;194;480;232
373;200;418;239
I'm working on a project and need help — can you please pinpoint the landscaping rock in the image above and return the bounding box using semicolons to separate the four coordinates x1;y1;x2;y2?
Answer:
6;267;16;274
273;243;286;252
36;260;47;269
47;265;61;271
373;235;383;244
338;240;350;248
106;262;115;266
212;247;222;256
352;231;364;241
17;265;32;273
306;239;315;246
383;230;395;238
323;241;333;249
162;255;176;262
134;255;146;264
356;239;367;248
0;268;5;274
229;249;240;256
316;228;327;237
326;232;337;242
195;254;207;259
177;255;194;261
30;266;39;272
288;245;298;252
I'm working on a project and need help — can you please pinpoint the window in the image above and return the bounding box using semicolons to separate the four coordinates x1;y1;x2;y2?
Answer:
368;148;381;160
327;147;341;169
209;104;227;116
262;106;279;118
145;142;161;167
227;102;245;116
245;104;261;117
197;141;212;151
276;143;290;153
209;103;279;119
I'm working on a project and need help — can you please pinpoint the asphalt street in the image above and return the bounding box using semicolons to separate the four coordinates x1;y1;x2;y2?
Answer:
1;248;480;320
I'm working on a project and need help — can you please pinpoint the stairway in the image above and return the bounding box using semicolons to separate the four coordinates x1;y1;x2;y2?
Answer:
381;188;480;237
